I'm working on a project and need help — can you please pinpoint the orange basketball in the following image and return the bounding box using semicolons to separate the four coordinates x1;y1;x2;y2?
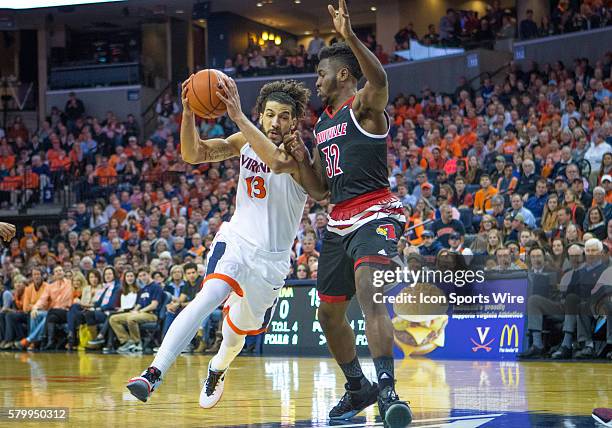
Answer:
186;69;228;119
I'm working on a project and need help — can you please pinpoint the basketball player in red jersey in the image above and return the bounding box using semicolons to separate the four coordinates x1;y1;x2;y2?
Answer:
286;1;412;426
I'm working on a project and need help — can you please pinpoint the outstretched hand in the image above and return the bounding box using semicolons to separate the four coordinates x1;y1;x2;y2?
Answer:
328;0;354;39
215;75;243;122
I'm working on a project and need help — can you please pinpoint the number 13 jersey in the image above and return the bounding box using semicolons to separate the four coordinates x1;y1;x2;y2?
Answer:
315;96;390;205
226;143;307;253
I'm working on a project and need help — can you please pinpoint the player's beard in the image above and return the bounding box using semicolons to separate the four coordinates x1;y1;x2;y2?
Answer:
266;127;284;146
320;77;338;107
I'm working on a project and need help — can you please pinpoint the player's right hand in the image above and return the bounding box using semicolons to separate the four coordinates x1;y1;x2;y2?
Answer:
0;222;16;242
181;76;193;113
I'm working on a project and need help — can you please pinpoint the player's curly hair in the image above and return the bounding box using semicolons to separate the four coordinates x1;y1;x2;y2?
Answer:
256;80;311;119
318;42;363;81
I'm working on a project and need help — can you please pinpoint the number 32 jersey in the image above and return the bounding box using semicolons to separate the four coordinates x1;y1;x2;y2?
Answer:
315;96;390;205
226;143;307;253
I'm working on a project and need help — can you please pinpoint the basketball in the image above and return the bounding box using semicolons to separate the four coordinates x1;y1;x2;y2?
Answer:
187;69;228;119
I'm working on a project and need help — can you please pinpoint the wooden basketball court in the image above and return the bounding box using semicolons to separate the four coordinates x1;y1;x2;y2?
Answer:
0;352;609;427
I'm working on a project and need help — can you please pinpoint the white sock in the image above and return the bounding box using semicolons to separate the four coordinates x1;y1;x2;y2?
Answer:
209;321;246;372
151;279;232;376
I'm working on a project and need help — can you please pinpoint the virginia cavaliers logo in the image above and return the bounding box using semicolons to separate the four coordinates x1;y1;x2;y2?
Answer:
376;224;397;240
471;327;495;352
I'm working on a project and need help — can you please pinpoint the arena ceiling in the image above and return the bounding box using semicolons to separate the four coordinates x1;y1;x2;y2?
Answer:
5;0;378;35
209;0;378;35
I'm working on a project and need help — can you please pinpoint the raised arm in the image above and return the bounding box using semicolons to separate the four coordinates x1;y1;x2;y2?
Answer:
215;75;298;174
329;0;388;113
179;76;244;165
285;135;329;201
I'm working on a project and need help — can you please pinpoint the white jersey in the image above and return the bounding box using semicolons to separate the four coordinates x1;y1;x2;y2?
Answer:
223;143;307;253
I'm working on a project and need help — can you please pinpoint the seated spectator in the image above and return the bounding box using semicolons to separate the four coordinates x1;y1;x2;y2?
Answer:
585;206;607;240
109;268;162;354
162;265;187;338
0;274;28;349
33;265;73;351
509;193;537;229
88;269;138;350
473;174;498;215
419;230;443;262
495;246;522;270
431;204;465;248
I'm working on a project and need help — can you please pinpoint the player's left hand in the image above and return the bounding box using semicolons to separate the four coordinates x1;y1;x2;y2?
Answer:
215;75;243;122
284;131;310;164
328;0;354;40
0;222;16;242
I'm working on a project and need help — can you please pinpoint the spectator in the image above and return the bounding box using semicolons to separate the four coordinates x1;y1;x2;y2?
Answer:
88;269;138;350
33;265;73;350
509;193;537;229
0;275;27;349
306;29;325;64
155;93;180;126
161;264;187;338
64;92;85;128
439;9;458;45
520;9;539;39
498;14;517;39
15;267;48;350
109;268;162;354
473;175;498;215
431;204;465;248
422;24;440;46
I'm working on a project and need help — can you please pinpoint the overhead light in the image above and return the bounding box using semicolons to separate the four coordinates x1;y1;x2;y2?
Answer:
274;36;281;45
262;31;269;41
198;19;205;23
269;33;275;41
294;0;301;3
175;9;184;14
304;31;311;35
258;38;265;45
256;2;263;6
370;6;377;11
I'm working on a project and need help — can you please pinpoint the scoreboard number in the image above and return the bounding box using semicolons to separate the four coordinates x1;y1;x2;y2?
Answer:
278;300;290;319
263;286;369;356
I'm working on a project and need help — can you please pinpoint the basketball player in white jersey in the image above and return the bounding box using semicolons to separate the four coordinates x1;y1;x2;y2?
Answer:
126;75;310;408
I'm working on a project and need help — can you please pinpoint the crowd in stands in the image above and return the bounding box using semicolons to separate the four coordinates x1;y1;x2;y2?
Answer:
221;1;611;78
0;45;611;358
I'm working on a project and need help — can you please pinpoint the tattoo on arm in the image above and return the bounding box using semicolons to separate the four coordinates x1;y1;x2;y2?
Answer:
199;143;236;162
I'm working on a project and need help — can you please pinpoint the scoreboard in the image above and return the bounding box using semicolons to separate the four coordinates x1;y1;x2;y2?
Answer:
262;282;370;356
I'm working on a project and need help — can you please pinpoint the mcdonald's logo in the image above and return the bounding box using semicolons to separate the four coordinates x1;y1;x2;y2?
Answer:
500;364;520;386
500;324;519;349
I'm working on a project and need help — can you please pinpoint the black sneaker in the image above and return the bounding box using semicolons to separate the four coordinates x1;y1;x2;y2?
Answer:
575;345;595;359
551;345;572;360
378;386;412;428
127;366;163;402
518;345;545;359
87;337;105;347
329;381;379;420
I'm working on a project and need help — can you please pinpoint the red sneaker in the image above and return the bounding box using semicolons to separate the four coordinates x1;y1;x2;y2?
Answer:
593;408;612;427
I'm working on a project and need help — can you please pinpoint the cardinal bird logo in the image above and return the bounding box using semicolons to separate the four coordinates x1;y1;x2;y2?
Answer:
376;224;397;240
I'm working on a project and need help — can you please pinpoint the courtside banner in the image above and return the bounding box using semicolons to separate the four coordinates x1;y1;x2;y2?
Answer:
386;275;528;361
262;274;528;360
